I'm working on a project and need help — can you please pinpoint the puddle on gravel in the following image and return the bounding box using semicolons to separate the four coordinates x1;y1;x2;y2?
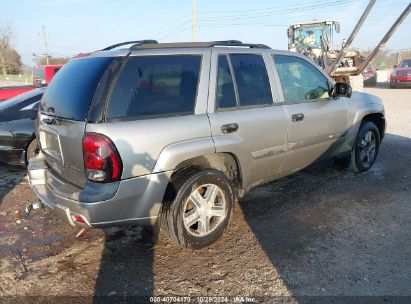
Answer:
370;165;385;180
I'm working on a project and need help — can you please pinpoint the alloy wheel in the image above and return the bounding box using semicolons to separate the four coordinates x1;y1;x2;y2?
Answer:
183;184;227;237
358;130;377;167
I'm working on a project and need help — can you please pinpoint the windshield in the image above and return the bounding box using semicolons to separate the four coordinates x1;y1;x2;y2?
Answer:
0;88;44;111
399;59;411;68
40;57;113;121
33;68;46;85
293;24;331;51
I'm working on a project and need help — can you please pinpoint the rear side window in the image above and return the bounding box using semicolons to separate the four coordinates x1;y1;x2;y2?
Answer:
40;57;113;121
216;55;237;109
230;54;272;106
107;55;201;120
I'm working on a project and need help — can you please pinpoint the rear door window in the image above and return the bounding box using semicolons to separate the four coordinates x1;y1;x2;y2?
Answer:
230;54;272;106
216;55;237;109
40;57;113;121
106;55;201;120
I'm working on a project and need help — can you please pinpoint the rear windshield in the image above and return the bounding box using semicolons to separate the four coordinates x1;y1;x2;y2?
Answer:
40;57;113;121
106;55;201;120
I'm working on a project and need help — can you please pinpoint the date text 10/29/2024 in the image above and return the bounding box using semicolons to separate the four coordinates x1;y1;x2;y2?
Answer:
150;296;257;303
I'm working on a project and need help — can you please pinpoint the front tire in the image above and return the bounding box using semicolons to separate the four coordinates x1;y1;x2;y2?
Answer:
160;168;235;249
25;138;39;165
349;122;380;172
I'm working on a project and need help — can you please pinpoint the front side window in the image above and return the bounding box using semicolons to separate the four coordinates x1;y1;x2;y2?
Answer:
230;54;272;106
107;55;201;119
274;55;330;103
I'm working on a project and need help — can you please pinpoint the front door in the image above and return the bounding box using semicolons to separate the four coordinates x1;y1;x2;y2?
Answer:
272;54;348;171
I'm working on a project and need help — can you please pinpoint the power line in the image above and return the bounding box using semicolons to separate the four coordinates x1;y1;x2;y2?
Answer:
157;20;192;40
199;0;361;22
96;0;135;27
97;0;159;37
198;0;342;15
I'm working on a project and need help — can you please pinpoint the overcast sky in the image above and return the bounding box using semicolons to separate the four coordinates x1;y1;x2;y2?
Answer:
2;0;411;66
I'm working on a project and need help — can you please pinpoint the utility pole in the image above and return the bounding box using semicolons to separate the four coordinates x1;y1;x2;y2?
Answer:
41;25;49;65
192;0;197;42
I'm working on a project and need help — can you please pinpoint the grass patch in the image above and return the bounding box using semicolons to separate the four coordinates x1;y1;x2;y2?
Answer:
0;74;32;83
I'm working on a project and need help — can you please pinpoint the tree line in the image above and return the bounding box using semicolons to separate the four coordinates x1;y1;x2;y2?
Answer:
362;49;411;69
0;24;21;75
0;24;69;76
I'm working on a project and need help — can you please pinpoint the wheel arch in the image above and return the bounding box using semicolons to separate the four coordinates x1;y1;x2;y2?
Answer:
23;133;37;165
173;152;243;198
361;112;385;140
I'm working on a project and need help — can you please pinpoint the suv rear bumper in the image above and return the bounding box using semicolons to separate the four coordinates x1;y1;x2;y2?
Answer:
28;152;172;228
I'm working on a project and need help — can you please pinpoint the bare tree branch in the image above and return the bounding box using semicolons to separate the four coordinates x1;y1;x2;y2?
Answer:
0;23;17;76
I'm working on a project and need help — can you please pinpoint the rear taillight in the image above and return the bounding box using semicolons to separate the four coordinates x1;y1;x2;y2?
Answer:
82;133;122;182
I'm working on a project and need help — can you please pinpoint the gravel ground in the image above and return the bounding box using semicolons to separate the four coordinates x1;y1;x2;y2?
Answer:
0;84;410;303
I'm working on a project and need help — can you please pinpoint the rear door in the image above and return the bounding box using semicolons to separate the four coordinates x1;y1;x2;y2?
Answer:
208;49;287;188
38;56;115;187
272;53;348;171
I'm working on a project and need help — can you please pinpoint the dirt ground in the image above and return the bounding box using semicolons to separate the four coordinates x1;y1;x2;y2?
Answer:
0;84;410;303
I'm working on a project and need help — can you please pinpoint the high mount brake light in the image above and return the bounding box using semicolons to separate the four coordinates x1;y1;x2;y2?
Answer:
82;133;122;182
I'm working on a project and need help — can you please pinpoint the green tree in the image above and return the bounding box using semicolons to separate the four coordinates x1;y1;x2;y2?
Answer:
4;48;22;74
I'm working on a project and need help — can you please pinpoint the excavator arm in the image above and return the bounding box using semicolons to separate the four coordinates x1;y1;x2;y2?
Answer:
326;1;410;77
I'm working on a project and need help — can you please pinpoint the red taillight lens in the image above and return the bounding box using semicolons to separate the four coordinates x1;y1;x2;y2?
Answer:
72;214;86;223
82;133;122;182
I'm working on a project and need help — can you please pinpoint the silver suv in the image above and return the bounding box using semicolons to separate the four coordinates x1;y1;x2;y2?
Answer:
28;40;385;249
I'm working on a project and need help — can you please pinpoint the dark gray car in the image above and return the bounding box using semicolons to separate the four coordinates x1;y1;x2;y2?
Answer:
0;88;44;165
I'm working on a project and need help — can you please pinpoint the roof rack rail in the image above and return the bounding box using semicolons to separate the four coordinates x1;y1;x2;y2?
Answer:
210;40;270;48
131;40;271;50
101;40;158;51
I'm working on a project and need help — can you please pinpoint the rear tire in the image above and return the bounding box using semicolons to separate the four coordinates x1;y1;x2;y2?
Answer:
159;168;235;249
349;122;380;173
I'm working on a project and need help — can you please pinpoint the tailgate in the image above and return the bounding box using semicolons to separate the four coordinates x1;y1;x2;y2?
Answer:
38;114;87;187
36;56;116;188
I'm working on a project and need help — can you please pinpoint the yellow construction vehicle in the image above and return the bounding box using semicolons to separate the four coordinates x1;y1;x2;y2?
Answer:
287;0;411;90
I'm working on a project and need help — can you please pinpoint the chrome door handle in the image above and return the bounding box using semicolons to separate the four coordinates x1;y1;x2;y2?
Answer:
292;113;304;122
221;123;239;134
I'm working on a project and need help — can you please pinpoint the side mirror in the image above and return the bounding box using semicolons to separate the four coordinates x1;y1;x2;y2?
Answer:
393;64;398;68
333;82;352;98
